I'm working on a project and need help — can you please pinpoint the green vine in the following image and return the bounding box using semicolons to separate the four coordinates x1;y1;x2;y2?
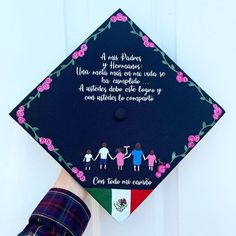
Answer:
128;20;178;73
127;19;215;107
52;149;73;169
23;92;40;109
188;81;213;104
24;122;39;141
170;120;216;164
23;121;74;170
49;58;75;78
83;21;112;44
46;20;112;79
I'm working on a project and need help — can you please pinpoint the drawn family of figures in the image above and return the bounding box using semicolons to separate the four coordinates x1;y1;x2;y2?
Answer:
83;142;158;172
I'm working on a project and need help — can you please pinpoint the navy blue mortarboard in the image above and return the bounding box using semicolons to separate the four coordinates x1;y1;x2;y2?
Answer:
9;9;225;222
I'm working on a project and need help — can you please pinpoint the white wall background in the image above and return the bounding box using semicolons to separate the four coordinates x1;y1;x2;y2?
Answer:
0;0;236;235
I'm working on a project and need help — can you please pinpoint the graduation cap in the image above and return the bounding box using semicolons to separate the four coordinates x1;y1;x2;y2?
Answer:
9;9;225;222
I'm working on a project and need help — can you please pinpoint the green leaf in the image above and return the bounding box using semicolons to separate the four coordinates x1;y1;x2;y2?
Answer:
71;59;75;65
129;20;133;26
199;130;205;136
38;92;41;98
139;31;144;37
162;60;167;64
67;163;73;167
130;30;136;34
108;22;111;29
202;121;206;128
98;28;104;32
93;34;97;40
61;64;67;69
54;148;59;152
26;103;30;109
171;152;176;160
56;71;61;77
24;123;29;129
188;82;195;87
29;96;34;99
184;145;188;152
208;97;212;104
58;156;63;162
200;97;205;101
154;48;159;52
160;51;165;57
170;64;175;70
32;127;39;131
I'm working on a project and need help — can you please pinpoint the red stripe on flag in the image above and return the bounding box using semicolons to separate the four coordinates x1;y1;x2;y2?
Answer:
130;189;153;213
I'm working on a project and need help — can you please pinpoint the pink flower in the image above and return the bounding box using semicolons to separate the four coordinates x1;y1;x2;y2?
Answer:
110;16;117;23
213;113;219;120
182;76;188;82
149;42;155;48
80;44;88;51
165;163;171;169
45;77;52;84
72;51;79;59
142;35;149;42
37;86;44;93
48;144;55;151
45;138;52;146
213;104;218;109
80;175;86;182
16;110;24;117
116;13;124;21
158;165;166;174
176;72;188;83
42;83;50;90
143;41;150;47
18;117;26;124
78;50;85;57
188;142;195;148
19;106;25;111
155;172;162;178
188;135;195;142
212;104;222;120
72;167;79;174
121;16;128;22
176;75;183;83
76;171;84;177
214;107;222;115
195;135;200;142
39;137;46;144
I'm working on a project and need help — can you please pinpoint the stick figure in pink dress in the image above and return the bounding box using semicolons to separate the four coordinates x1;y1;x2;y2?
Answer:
145;150;157;171
112;145;130;170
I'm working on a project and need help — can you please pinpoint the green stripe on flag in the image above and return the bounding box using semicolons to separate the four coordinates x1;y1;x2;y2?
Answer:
86;188;112;214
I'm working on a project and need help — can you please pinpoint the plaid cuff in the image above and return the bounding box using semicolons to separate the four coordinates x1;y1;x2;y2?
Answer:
30;187;91;235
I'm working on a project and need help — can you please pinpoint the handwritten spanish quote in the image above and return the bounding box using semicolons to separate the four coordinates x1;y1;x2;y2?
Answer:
76;52;166;103
93;176;152;187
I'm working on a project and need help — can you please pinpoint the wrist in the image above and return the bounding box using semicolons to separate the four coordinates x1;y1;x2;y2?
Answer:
53;169;87;200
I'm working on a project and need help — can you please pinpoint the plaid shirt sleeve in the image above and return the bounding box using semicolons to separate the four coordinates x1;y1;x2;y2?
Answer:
18;187;91;236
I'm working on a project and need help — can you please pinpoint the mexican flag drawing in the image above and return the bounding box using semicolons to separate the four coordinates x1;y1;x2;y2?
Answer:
86;188;153;222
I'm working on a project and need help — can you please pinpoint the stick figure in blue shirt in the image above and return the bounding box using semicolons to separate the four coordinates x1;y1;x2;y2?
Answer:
126;142;145;172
